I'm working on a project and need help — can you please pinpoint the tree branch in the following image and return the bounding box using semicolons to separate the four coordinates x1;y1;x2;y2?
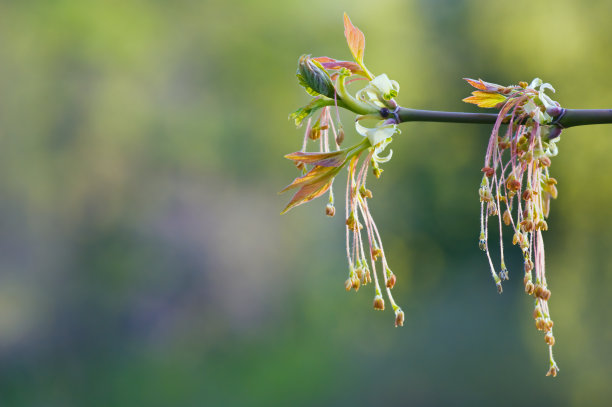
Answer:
396;108;612;129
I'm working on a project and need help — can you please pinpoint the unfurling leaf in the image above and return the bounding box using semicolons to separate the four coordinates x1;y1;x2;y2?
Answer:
313;57;368;77
280;165;341;193
297;55;336;98
462;91;508;108
343;13;365;64
280;178;333;214
289;97;331;127
284;150;348;167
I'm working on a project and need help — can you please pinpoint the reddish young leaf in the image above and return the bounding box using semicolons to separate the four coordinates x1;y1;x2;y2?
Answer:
280;165;339;193
343;13;365;64
281;178;333;214
313;57;367;77
284;150;348;167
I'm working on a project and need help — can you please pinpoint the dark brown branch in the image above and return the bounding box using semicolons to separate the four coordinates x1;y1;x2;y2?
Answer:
396;108;612;129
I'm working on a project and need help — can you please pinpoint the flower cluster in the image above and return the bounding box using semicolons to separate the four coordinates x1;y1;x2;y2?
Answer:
281;14;404;327
464;78;563;377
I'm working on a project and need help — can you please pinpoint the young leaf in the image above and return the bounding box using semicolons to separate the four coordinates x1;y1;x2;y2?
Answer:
343;13;365;64
289;97;332;127
284;150;348;167
280;178;333;214
280;165;340;193
462;91;507;108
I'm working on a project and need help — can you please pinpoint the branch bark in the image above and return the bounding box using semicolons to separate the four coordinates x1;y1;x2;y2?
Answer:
396;108;612;129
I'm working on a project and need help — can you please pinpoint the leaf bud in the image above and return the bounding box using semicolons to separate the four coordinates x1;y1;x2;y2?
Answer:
296;55;336;98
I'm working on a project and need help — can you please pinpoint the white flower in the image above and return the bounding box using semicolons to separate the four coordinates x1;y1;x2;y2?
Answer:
356;74;400;109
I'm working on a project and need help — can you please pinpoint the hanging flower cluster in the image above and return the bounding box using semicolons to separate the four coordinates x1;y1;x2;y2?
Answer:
464;78;564;377
281;14;404;327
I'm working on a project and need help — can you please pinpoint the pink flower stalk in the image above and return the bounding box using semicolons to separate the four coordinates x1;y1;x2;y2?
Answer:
465;78;562;376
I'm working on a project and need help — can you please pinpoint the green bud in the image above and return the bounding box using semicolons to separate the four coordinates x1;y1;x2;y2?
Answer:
296;55;336;99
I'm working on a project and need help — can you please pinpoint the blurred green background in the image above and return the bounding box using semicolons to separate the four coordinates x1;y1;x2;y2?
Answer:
0;0;611;405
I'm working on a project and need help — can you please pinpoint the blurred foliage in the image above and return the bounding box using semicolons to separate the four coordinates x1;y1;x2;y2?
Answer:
0;0;611;406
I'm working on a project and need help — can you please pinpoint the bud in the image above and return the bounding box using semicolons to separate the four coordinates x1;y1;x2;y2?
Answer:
371;247;382;261
386;273;396;289
539;156;551;167
534;284;543;299
496;282;503;294
520;219;534;233
295;161;305;171
297;55;336;98
541;288;551;301
500;268;509;281
525;280;535;295
373;295;385;310
373;167;383;178
352;277;360;291
533;305;542;320
481;166;495;177
395;309;405;327
344;278;352;291
522;189;532;201
506;176;521;191
336;127;345;145
364;269;372;284
545;332;555;346
325;204;336;217
546;319;554;331
519;81;528;88
535;317;546;331
546;365;559;377
503;209;512;226
536;220;548;231
524;258;534;272
359;185;373;199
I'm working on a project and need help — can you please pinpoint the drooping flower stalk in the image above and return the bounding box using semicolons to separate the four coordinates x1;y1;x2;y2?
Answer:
281;14;403;326
466;78;561;377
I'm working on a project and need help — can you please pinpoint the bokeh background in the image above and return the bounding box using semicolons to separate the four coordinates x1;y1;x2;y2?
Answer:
0;0;611;405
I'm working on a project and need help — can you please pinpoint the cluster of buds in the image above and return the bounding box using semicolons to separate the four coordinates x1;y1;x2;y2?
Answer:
466;78;562;377
281;14;404;327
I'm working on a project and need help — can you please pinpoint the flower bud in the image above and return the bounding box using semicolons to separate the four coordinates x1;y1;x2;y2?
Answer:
373;295;385;310
539;156;551;167
352;277;361;291
546;365;559;377
481;166;495;177
325;204;336;217
395;309;405;327
359;185;373;199
545;332;555;346
522;189;532;201
541;288;551;301
344;278;353;291
496;282;503;294
536;220;548;231
525;280;535;295
371;247;382;261
534;284;543;299
524;258;534;272
503;209;512;226
336;127;345;145
386;273;396;289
